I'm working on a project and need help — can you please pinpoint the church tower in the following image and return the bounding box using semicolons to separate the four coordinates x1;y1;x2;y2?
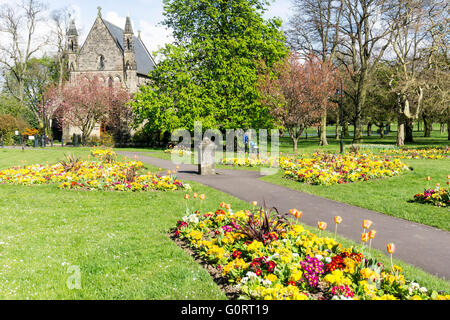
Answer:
123;16;138;92
66;19;79;75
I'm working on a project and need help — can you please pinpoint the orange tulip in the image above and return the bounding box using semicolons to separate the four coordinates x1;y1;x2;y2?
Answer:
387;243;396;254
362;220;372;229
220;202;226;208
426;176;431;181
225;203;231;210
193;193;198;198
361;233;369;243
368;230;376;239
387;243;396;273
199;194;206;200
318;221;327;231
290;209;303;219
184;194;190;200
251;201;258;206
334;216;343;224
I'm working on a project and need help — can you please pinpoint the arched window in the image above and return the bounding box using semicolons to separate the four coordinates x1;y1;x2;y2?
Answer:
70;40;74;51
98;55;105;70
108;77;113;88
127;38;131;50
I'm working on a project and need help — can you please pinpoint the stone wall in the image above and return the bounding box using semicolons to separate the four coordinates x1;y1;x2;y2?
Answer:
77;17;124;74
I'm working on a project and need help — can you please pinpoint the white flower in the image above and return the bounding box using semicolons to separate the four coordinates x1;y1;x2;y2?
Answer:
419;287;428;293
315;254;323;261
182;214;199;224
262;279;272;286
325;257;332;263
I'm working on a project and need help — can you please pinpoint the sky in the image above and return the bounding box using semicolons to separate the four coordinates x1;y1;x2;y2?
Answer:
1;0;294;56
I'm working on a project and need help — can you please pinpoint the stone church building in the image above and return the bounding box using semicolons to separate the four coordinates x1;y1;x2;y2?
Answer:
62;7;156;141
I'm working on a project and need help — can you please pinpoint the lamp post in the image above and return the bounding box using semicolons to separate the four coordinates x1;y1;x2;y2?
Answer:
336;79;344;154
339;79;344;154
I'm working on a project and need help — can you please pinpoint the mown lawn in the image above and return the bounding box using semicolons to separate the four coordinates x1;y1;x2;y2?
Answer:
0;148;251;299
262;158;450;231
118;129;449;231
0;147;448;299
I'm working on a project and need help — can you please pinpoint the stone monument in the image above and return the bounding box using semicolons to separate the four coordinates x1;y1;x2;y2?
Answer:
198;137;217;175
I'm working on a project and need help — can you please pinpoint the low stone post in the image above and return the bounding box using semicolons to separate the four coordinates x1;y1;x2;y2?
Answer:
198;137;217;175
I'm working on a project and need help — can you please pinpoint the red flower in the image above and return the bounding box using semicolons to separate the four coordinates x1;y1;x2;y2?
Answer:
266;260;277;273
255;269;262;276
232;250;242;259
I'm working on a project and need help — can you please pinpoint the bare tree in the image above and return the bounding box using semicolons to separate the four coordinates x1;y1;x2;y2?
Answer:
387;0;447;145
0;0;49;107
288;0;343;146
50;7;71;87
337;0;396;144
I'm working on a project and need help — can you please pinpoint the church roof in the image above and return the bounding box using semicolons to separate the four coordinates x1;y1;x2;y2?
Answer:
103;19;156;77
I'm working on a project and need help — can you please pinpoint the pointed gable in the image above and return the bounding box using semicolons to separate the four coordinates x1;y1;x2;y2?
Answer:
77;17;124;72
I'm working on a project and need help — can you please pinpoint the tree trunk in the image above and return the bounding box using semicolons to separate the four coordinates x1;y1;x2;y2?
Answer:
423;114;432;137
448;108;450;140
319;112;328;146
353;79;367;144
405;118;414;143
378;124;385;138
293;138;298;152
397;115;405;146
343;121;349;137
440;123;444;135
367;122;372;136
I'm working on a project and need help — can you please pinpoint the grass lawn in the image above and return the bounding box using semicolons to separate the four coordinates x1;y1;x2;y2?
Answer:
260;129;449;231
0;148;252;299
262;158;450;231
117;128;449;231
0;147;448;299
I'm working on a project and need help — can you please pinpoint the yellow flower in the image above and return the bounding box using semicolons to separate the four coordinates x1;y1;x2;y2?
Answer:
324;270;352;286
247;240;264;252
265;274;278;282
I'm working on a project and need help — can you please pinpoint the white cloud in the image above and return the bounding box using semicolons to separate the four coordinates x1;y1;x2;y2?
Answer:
105;11;127;30
138;20;173;54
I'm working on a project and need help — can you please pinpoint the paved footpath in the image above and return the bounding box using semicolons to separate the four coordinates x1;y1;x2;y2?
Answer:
119;151;450;280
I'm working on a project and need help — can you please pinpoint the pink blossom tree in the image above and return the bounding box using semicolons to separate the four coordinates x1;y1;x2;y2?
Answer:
44;77;131;144
258;52;324;151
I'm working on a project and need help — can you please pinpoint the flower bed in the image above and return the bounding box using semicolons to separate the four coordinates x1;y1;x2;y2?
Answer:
164;146;192;156
174;200;449;300
413;188;449;207
281;152;408;186
0;150;189;192
380;147;449;160
222;156;279;167
174;197;450;300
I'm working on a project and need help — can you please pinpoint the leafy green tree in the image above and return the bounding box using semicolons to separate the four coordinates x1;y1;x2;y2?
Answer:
132;0;288;137
2;56;59;130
